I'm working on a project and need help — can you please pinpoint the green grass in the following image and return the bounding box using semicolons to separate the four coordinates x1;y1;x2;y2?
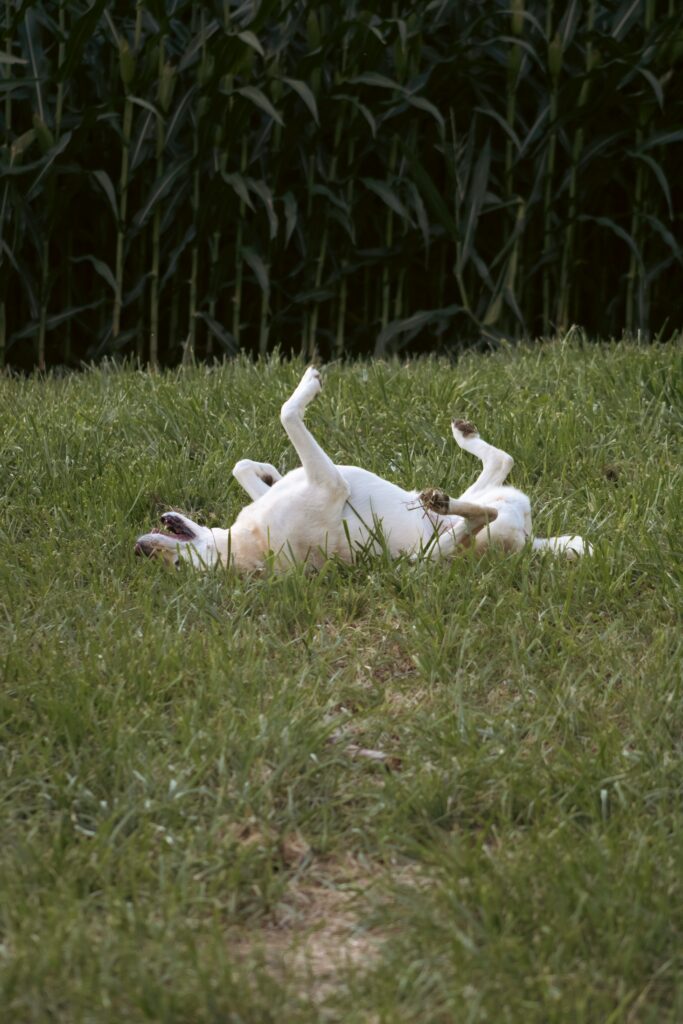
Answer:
1;340;681;1023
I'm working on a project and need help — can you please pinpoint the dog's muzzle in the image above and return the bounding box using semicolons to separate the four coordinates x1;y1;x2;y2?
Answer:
134;538;156;558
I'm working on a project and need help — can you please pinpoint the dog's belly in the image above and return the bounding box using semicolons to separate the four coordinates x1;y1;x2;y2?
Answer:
337;466;432;554
234;465;436;563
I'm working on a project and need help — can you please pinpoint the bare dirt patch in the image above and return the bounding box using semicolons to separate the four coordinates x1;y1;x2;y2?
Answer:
229;855;414;1003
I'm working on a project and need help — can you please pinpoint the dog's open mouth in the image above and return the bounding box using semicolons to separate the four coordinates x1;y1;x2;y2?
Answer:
151;514;196;542
135;512;199;559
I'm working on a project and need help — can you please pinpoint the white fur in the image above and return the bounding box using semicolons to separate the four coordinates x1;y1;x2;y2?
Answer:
135;367;592;570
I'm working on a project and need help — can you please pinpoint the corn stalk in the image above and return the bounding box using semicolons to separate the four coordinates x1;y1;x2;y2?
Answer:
557;0;597;331
543;7;560;333
149;41;175;369
625;0;657;336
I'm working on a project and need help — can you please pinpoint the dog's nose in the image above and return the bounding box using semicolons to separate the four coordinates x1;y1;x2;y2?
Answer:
135;539;154;557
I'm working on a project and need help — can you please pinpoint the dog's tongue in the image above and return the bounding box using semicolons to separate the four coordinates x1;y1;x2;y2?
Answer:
151;526;194;541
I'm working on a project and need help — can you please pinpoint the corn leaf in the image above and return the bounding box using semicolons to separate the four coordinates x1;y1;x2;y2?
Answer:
242;246;269;295
92;169;119;223
236;85;283;126
58;0;109;83
134;158;192;228
283;77;319;125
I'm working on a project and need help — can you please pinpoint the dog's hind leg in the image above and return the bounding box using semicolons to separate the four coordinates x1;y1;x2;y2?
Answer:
233;460;282;500
452;419;515;498
419;487;534;557
280;368;349;500
417;494;501;558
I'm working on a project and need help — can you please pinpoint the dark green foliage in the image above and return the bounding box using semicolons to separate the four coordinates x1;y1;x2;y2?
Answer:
1;1;682;368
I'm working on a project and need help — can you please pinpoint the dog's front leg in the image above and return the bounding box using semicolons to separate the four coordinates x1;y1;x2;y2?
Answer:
232;460;282;500
280;368;349;501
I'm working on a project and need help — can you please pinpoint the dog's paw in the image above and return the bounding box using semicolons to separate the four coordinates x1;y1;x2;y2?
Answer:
418;487;452;515
282;367;323;420
305;365;322;387
296;366;322;400
452;418;479;440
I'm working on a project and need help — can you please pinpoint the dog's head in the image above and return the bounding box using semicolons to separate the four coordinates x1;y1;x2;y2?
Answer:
135;512;222;568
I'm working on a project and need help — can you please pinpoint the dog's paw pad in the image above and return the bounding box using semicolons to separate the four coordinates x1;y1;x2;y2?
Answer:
418;487;452;515
452;418;478;437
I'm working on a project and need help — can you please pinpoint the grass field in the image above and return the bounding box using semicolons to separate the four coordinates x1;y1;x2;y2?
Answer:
1;340;681;1023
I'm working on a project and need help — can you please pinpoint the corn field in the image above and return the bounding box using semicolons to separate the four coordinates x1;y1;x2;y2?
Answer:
2;0;682;369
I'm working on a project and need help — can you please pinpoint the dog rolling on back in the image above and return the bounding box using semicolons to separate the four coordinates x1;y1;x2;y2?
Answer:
135;367;592;570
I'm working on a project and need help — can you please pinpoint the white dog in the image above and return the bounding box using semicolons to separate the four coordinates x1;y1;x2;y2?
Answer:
135;367;591;570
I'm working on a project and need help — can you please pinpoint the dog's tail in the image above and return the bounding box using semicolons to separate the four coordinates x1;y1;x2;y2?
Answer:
532;535;593;560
